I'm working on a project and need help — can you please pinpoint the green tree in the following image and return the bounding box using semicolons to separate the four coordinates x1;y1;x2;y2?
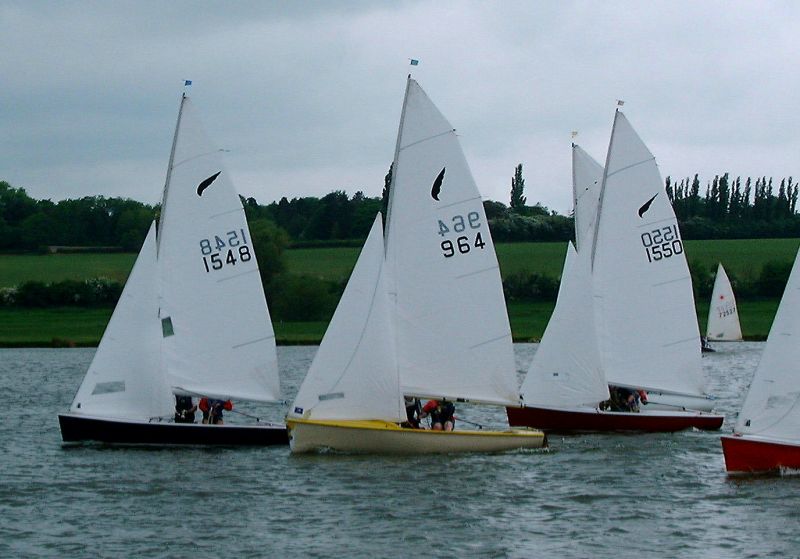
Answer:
249;219;290;285
510;164;526;211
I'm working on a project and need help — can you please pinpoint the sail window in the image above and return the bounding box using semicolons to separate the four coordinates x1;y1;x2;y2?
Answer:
318;392;345;401
161;317;174;337
92;381;126;395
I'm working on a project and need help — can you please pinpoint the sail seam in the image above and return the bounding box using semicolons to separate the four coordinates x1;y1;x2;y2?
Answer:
210;207;244;219
661;336;698;348
456;265;498;279
217;269;259;283
637;216;675;228
469;332;512;349
399;129;454;152
232;335;275;349
653;275;690;287
605;156;655;179
437;195;482;211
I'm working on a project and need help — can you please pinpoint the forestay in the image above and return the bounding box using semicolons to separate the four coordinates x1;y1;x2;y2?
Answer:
572;144;604;254
70;224;171;419
734;248;800;439
521;243;609;407
157;96;280;403
385;78;518;406
290;215;405;422
591;111;704;397
707;263;742;341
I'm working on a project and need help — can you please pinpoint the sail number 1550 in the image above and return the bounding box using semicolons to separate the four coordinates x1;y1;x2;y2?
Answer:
438;212;485;258
641;224;683;263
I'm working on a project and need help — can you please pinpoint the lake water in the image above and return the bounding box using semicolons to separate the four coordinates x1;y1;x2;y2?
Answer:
1;344;799;558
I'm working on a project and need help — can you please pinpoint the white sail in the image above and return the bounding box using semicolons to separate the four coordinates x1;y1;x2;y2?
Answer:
572;144;604;254
157;96;280;403
289;214;405;422
521;242;609;407
735;248;800;439
385;78;518;406
591;111;705;397
707;263;743;341
70;224;171;419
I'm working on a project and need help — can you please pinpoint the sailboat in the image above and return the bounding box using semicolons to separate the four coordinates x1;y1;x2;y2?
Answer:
285;77;545;453
706;263;743;343
58;94;288;445
721;248;800;472
506;112;723;432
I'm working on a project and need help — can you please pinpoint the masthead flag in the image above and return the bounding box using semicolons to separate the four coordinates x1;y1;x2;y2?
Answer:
184;80;193;86
409;59;419;66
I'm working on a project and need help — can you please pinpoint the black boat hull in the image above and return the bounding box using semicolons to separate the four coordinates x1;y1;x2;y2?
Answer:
58;413;289;446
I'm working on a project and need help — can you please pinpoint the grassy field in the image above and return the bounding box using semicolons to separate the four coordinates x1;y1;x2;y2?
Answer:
4;238;796;288
0;238;795;346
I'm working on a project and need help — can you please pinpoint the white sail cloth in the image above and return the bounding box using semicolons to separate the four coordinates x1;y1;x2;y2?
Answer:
290;78;518;423
734;248;800;439
70;224;172;419
290;215;404;422
157;97;279;403
572;144;604;254
69;95;281;422
591;111;705;397
707;263;743;341
385;79;517;406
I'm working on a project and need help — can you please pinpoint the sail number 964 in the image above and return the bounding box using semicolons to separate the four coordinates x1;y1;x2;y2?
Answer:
199;228;252;273
641;224;683;263
438;212;485;258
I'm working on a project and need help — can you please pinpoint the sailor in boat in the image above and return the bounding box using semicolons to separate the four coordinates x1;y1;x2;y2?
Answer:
403;396;422;429
174;395;197;424
600;386;648;413
199;397;233;425
420;399;456;431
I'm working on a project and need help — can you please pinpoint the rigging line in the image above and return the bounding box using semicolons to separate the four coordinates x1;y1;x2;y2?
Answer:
399;129;454;152
604;156;656;179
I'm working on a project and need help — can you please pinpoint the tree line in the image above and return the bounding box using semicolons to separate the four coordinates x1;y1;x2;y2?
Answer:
3;167;800;253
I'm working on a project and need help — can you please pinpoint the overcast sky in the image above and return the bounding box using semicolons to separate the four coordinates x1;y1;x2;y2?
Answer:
2;1;799;214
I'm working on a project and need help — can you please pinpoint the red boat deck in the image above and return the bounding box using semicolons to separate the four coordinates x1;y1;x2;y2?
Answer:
506;405;724;433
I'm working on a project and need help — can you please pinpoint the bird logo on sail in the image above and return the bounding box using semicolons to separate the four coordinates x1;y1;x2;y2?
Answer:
431;167;446;201
196;171;222;197
637;192;658;218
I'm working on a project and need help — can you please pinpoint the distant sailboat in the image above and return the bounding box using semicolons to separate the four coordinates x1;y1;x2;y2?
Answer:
58;94;287;445
285;77;545;453
722;248;800;473
507;113;723;432
706;263;743;342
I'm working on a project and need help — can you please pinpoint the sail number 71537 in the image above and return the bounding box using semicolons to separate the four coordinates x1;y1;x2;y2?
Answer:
437;211;486;258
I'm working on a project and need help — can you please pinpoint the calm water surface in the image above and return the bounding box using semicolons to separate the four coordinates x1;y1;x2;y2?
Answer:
1;344;799;558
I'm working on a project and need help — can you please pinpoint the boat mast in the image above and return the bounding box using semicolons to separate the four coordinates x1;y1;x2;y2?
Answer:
384;75;412;249
590;109;620;270
157;93;187;254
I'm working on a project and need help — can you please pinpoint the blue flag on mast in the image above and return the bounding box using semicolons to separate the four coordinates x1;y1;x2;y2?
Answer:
409;59;419;66
184;80;192;86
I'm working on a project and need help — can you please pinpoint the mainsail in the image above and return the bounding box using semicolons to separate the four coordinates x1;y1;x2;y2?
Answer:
707;263;743;341
385;78;518;406
591;111;705;397
157;96;280;403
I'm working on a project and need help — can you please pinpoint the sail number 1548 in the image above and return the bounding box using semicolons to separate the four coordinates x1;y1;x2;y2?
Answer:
438;212;485;258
